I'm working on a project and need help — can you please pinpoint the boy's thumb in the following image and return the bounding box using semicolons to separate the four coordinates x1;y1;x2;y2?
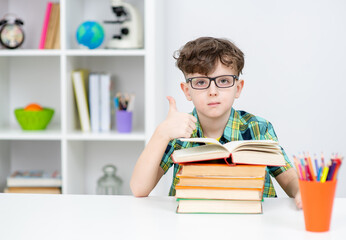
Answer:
167;96;178;113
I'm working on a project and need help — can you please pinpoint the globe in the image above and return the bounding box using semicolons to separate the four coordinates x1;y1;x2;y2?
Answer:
76;21;104;49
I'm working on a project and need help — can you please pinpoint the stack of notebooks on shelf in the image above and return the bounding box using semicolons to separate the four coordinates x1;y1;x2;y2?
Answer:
4;170;62;194
172;138;286;214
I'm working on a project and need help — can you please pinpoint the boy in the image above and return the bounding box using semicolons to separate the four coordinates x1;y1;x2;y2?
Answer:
130;37;302;208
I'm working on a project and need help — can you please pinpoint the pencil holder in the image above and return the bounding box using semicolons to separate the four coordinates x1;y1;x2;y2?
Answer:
116;110;132;133
299;180;337;232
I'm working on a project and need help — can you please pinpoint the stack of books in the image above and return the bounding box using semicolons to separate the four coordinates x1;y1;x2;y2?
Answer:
39;2;60;49
172;138;286;214
4;170;62;194
72;69;113;133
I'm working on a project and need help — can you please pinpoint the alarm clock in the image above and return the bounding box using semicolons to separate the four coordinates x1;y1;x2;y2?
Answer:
0;14;25;49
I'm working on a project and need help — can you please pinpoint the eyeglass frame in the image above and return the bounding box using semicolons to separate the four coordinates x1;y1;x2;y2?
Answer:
185;75;239;90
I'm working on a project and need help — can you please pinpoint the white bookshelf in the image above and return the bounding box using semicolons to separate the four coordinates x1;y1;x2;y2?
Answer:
0;0;165;195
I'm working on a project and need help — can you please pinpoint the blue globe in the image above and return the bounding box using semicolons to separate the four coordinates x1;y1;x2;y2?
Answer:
76;21;104;49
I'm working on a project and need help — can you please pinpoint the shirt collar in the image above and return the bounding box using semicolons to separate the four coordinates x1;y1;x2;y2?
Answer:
191;107;240;142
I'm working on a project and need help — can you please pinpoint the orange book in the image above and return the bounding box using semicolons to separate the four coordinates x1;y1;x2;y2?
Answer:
176;175;265;188
4;187;61;194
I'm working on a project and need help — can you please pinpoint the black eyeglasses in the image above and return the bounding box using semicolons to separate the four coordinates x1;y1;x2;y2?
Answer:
186;75;239;90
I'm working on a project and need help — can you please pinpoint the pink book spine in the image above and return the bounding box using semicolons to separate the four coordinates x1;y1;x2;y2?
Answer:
39;2;53;49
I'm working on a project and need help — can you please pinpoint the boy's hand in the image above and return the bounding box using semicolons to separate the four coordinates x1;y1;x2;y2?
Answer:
158;96;197;141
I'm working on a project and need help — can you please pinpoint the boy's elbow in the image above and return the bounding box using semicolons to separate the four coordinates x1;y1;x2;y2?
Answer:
130;180;149;198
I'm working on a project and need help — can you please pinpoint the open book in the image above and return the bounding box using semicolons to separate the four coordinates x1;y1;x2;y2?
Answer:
172;138;286;166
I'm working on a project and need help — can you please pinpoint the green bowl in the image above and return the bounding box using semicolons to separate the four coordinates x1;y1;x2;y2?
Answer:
14;108;55;130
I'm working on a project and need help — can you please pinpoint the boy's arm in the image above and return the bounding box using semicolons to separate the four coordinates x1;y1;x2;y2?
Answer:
130;127;170;197
263;122;302;208
130;97;197;197
275;168;302;209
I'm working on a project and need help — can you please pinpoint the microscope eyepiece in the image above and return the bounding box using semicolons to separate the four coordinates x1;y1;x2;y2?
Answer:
112;6;127;17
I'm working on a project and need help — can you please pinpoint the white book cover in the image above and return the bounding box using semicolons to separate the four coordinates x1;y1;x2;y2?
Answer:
89;73;101;132
7;171;62;187
72;70;91;132
100;74;111;132
7;177;62;187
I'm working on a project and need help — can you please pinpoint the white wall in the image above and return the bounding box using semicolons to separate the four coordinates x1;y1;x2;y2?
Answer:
155;0;346;197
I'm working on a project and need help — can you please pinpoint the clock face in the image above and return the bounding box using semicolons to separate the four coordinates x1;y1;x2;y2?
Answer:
0;23;24;49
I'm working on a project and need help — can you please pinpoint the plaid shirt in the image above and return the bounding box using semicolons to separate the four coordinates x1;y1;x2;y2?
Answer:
160;107;293;197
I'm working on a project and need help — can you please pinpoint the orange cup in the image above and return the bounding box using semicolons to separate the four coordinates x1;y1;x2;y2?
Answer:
299;180;337;232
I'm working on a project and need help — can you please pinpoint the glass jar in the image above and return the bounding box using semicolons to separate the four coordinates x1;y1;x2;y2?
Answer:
96;164;122;195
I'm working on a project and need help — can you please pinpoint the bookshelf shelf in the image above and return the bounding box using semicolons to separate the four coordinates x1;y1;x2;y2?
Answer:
0;129;62;140
66;131;146;141
0;0;164;195
65;49;146;56
0;50;62;56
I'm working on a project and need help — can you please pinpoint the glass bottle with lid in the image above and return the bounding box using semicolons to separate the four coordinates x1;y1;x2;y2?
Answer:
97;164;122;195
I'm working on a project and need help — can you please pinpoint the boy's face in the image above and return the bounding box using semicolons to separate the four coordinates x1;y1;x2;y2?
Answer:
181;62;244;120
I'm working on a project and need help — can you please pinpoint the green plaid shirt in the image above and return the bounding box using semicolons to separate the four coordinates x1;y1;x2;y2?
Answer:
160;107;293;197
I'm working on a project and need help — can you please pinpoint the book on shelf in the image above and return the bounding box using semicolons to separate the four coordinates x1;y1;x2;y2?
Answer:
175;185;264;201
52;9;60;49
44;2;60;49
176;199;262;214
89;73;101;132
100;73;112;132
39;2;60;49
5;187;61;194
4;187;61;194
172;138;286;166
88;73;113;132
6;170;62;187
72;69;91;132
39;1;53;49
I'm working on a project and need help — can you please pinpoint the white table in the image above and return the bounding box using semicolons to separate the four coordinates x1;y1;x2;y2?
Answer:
0;194;345;240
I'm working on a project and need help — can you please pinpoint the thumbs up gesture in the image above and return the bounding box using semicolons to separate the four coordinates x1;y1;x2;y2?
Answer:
159;96;197;141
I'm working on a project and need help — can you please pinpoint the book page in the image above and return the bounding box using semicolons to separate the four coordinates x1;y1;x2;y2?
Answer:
179;137;222;145
172;144;229;163
178;138;229;151
179;138;278;153
222;140;279;153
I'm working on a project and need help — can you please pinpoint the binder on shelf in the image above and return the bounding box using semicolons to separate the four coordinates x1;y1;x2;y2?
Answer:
72;69;91;132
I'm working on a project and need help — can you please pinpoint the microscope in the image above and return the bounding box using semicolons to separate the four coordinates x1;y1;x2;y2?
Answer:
104;0;143;49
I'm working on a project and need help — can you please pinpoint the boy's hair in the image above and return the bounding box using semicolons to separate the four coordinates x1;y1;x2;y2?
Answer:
174;37;244;76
